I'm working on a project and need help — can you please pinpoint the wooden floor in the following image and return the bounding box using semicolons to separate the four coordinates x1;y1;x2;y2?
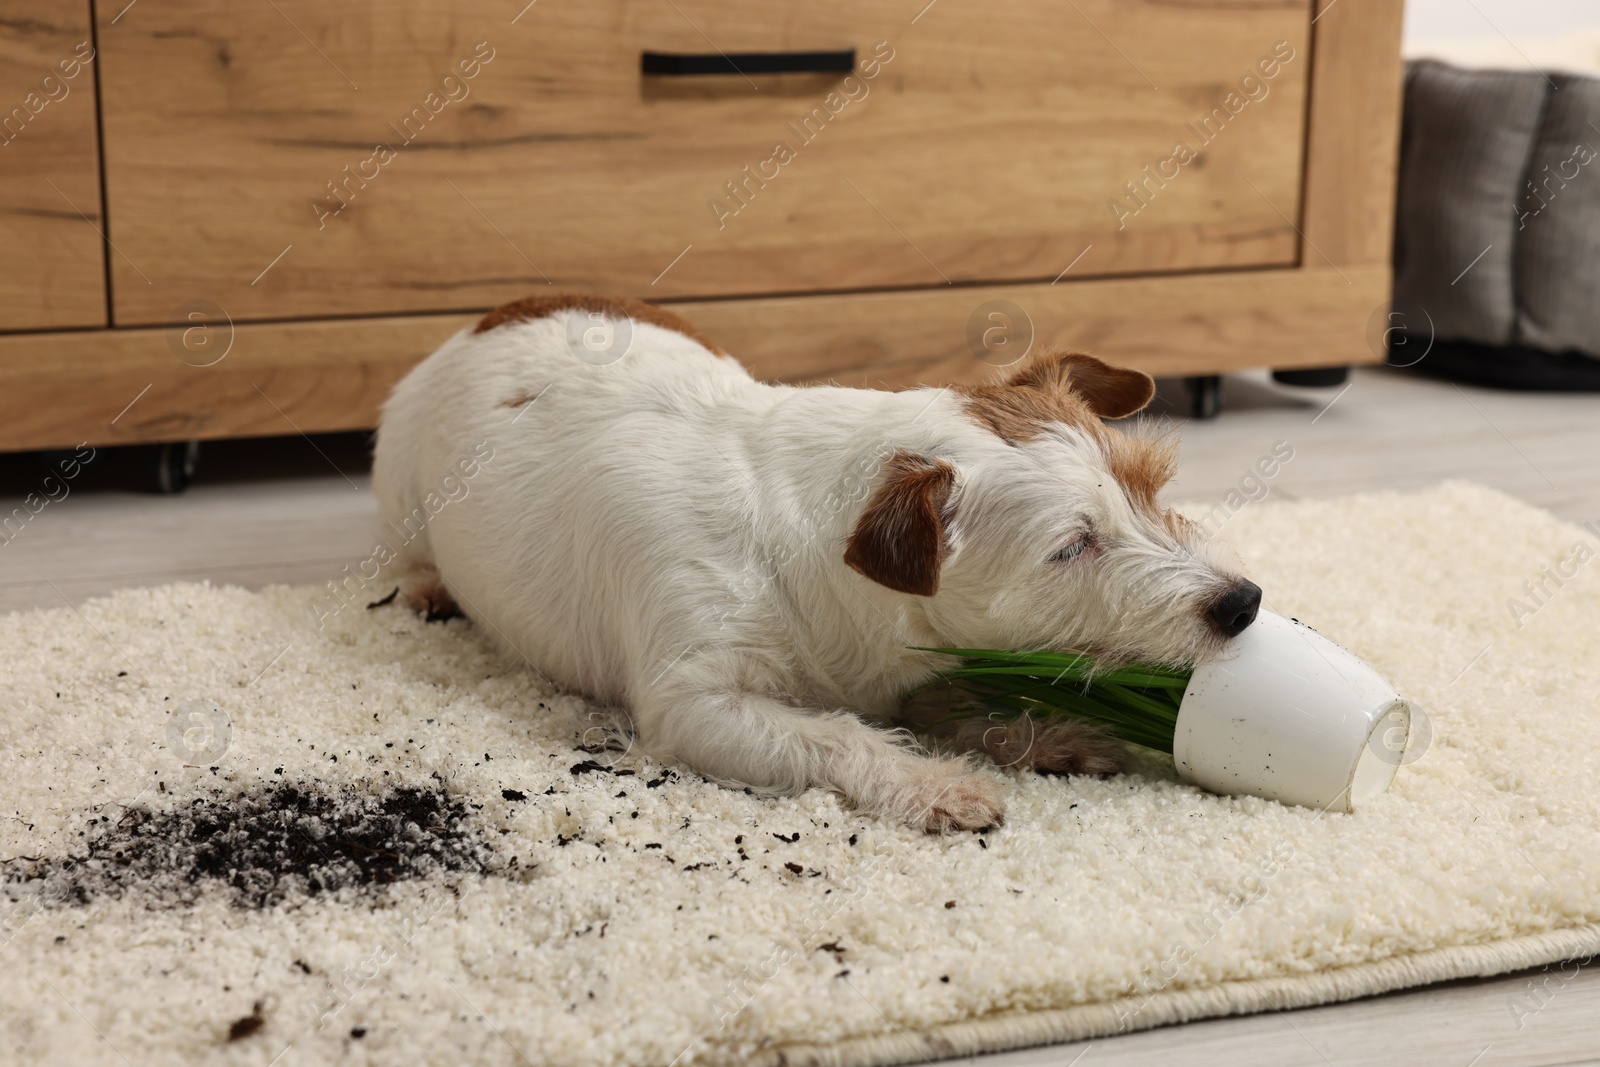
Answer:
4;365;1600;1065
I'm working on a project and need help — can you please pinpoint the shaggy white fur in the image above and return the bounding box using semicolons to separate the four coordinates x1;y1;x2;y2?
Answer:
2;482;1598;1067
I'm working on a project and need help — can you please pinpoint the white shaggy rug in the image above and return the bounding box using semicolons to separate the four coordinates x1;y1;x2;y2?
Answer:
4;482;1600;1067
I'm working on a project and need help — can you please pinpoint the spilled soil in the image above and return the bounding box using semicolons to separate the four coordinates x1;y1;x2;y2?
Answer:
3;782;497;909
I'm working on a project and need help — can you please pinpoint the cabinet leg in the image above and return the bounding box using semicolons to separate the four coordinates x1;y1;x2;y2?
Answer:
154;441;200;494
1184;375;1222;420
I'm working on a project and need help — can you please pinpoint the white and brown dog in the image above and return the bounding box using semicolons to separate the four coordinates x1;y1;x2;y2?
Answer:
374;294;1261;832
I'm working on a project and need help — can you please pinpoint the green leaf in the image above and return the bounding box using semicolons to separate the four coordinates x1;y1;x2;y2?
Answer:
909;646;1194;753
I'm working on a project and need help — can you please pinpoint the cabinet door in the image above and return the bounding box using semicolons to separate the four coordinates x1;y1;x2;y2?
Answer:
0;1;106;330
97;0;1311;326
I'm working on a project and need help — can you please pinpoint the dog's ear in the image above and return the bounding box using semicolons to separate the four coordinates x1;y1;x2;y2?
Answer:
844;451;955;597
1007;352;1154;419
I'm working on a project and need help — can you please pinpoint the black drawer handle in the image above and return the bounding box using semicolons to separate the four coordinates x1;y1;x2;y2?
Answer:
641;48;855;76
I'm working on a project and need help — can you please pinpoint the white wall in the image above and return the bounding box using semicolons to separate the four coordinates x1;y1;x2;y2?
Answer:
1404;0;1599;43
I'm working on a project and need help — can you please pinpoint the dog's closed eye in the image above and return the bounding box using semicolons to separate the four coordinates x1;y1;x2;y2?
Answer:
1049;535;1094;564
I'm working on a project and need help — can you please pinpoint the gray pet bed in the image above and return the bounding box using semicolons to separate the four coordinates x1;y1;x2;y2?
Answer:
1392;61;1600;388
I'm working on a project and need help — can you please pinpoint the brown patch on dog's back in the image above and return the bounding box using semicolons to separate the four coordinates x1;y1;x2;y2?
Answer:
474;292;724;354
955;351;1154;445
845;451;956;597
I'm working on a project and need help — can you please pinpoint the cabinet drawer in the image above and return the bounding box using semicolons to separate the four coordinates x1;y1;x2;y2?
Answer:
97;0;1310;326
0;1;105;331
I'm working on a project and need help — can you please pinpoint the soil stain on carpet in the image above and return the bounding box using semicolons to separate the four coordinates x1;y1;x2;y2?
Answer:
4;782;496;909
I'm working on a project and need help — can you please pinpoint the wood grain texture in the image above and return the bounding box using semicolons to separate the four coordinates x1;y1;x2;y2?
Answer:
1300;0;1406;268
0;0;106;330
0;266;1383;450
700;266;1387;387
0;312;470;451
94;0;1311;325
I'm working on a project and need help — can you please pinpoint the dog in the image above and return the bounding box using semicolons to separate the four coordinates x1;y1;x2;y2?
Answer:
373;294;1262;832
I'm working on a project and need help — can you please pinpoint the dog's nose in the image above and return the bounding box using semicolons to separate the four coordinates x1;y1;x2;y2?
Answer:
1207;580;1262;637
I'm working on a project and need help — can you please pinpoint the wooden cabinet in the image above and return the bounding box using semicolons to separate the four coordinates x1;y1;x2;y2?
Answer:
0;0;1403;451
0;1;105;331
96;0;1310;325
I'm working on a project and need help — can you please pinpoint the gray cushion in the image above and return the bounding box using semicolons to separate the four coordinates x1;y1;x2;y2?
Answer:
1513;73;1600;353
1393;62;1549;348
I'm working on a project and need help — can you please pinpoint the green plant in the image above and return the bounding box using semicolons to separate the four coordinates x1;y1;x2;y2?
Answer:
913;648;1193;753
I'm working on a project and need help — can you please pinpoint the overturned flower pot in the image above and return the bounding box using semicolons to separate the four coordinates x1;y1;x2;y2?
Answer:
920;611;1416;812
1171;611;1411;812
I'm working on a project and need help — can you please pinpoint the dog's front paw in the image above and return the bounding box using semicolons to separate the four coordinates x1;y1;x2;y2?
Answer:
907;771;1006;834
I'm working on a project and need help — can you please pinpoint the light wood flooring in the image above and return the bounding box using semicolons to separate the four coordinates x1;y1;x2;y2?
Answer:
3;365;1599;1066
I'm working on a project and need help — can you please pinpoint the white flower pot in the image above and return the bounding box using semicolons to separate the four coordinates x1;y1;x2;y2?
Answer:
1172;610;1413;812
